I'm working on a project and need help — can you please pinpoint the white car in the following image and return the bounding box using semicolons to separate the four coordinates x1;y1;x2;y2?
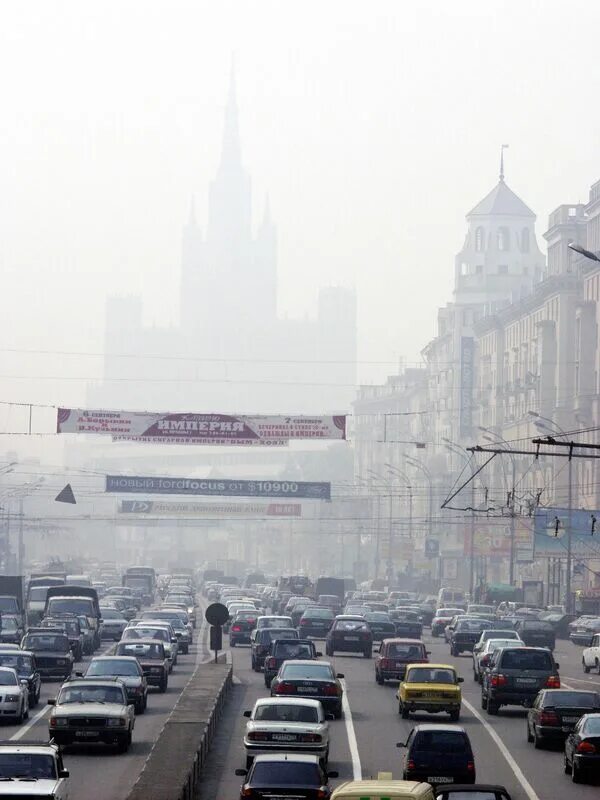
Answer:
472;637;525;683
582;633;600;673
0;742;69;798
0;666;29;722
243;697;330;769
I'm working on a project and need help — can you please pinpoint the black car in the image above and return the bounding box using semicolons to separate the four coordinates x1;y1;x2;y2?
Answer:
251;628;298;672
0;649;41;707
513;619;556;650
21;629;74;680
325;616;372;658
364;612;396;642
41;615;85;661
398;724;476;786
230;610;259;647
527;689;600;748
565;712;600;783
270;660;344;718
390;610;423;639
235;753;338;799
298;608;335;638
115;639;169;692
450;619;493;656
0;616;24;646
481;646;560;714
435;786;512;800
540;613;577;639
263;639;320;688
291;602;316;628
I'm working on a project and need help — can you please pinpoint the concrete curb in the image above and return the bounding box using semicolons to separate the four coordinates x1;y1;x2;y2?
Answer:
126;661;233;800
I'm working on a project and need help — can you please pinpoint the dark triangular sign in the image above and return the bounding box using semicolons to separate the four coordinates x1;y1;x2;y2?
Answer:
55;484;76;504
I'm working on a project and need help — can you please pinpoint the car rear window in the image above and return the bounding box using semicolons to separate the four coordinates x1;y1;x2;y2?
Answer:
456;619;491;631
522;621;553;631
255;704;319;723
251;762;320;785
500;650;553;670
274;643;314;659
407;667;455;684
413;731;470;753
334;619;367;631
304;608;334;619
387;643;425;658
543;691;600;707
116;642;163;659
281;663;333;680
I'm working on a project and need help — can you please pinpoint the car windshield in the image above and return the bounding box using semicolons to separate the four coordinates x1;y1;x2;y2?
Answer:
23;634;69;652
304;609;333;619
281;664;333;680
0;671;17;686
236;612;257;620
483;630;518;640
334;619;367;631
386;643;424;658
28;587;49;602
117;642;163;659
413;731;469;753
407;667;455;684
365;612;390;622
0;753;56;779
126;628;168;641
456;619;491;631
250;762;320;785
87;660;140;677
48;599;93;615
522;621;553;630
1;619;18;631
545;691;600;707
0;655;32;673
58;685;125;704
100;609;124;620
254;704;319;723
487;640;524;652
500;650;553;670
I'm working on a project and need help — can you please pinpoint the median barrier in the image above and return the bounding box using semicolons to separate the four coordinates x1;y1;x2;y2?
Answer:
127;660;233;800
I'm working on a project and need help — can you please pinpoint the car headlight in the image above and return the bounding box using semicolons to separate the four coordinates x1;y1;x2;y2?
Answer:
107;717;126;727
4;695;18;702
51;717;68;727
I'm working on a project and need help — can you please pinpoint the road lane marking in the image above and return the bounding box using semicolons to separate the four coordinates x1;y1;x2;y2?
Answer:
462;697;540;800
340;679;361;780
10;703;51;741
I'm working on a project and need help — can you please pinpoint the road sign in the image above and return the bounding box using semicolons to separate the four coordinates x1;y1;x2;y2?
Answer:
205;603;229;627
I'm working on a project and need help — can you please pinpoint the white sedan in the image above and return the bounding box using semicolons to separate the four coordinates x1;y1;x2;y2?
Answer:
0;667;29;722
583;633;600;673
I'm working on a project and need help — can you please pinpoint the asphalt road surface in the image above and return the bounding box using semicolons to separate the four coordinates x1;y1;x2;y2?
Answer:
2;618;209;800
199;628;600;800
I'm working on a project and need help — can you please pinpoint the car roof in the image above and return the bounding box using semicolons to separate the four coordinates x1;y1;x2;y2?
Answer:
0;649;33;656
90;655;139;663
331;780;431;797
0;743;59;755
335;615;365;620
62;679;124;687
254;697;322;708
282;659;331;667
406;663;455;670
412;723;467;733
253;753;321;763
382;638;425;644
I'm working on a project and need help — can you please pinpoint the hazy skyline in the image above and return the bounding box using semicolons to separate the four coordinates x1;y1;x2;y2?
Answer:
0;0;599;410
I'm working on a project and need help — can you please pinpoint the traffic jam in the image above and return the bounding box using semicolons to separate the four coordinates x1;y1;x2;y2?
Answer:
204;574;600;799
0;566;198;797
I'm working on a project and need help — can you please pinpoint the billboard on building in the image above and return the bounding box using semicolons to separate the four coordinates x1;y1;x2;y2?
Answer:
57;408;346;446
119;500;301;517
463;525;511;556
534;507;600;558
107;475;331;500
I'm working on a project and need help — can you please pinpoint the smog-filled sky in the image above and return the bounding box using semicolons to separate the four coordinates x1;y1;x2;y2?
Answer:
0;0;599;409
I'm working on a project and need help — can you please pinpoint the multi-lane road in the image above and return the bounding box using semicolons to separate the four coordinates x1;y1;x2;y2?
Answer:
0;619;209;800
199;629;600;799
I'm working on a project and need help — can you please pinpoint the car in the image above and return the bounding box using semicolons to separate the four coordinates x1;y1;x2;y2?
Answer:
398;724;475;786
325;616;372;657
48;678;135;752
466;604;496;617
364;612;396;642
582;632;600;673
513;619;556;650
472;638;525;683
0;742;69;795
331;777;435;800
243;697;330;769
343;605;369;617
298;608;335;638
76;614;96;655
431;609;464;638
251;628;299;672
397;663;463;720
539;612;576;639
149;611;192;652
526;689;600;748
472;628;522;656
570;617;600;646
389;609;423;639
434;786;512;800
255;615;294;631
443;615;475;643
235;753;338;799
21;630;74;680
449;619;493;656
317;595;342;616
84;656;148;714
263;639;321;688
290;601;317;628
41;615;85;661
229;610;259;647
122;624;177;669
270;660;344;719
98;607;129;641
481;646;560;714
564;712;600;783
0;616;24;647
374;638;429;684
115;640;169;692
0;649;41;707
0;667;29;722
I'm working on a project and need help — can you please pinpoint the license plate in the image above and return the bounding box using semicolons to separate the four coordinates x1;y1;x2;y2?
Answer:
563;716;579;723
75;730;99;737
516;678;537;685
429;776;453;783
345;636;359;641
272;734;296;741
301;686;318;693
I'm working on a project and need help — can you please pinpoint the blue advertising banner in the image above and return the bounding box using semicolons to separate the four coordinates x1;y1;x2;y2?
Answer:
106;475;330;500
534;507;600;557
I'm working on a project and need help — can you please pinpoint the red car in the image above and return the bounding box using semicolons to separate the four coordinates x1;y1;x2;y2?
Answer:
375;638;429;684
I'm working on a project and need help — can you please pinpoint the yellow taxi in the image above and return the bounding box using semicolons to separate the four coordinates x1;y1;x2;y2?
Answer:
396;663;463;721
331;774;434;800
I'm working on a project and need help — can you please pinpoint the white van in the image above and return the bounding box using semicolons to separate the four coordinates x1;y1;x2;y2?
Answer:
437;587;466;609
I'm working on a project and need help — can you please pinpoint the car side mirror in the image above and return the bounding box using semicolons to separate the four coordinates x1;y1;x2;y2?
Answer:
243;710;251;717
316;652;322;657
171;638;178;643
235;768;247;776
59;769;69;778
426;650;431;655
327;770;339;779
75;671;83;677
47;699;56;705
457;677;464;683
396;741;406;748
336;673;344;679
326;712;335;720
555;662;560;670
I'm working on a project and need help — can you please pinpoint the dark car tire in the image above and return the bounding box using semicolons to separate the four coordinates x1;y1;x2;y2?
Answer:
487;700;499;715
363;648;371;658
230;640;236;648
564;753;572;774
15;704;24;724
480;692;487;710
246;755;253;770
449;710;460;722
376;672;384;685
117;732;132;753
159;677;168;693
400;703;409;719
333;704;343;719
526;721;533;742
533;728;544;749
583;659;591;674
572;761;583;783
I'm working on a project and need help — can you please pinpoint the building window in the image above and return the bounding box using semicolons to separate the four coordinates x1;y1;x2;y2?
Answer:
521;227;530;253
460;262;468;275
498;264;508;274
475;227;484;252
497;227;509;251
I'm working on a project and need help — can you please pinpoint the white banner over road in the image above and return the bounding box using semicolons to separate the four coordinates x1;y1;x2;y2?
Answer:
57;409;346;446
119;500;302;517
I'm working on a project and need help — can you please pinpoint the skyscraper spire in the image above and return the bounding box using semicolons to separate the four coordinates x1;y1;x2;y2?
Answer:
219;57;242;170
499;143;509;182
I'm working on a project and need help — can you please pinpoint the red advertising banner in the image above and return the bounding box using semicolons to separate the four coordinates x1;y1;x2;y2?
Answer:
57;409;346;446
